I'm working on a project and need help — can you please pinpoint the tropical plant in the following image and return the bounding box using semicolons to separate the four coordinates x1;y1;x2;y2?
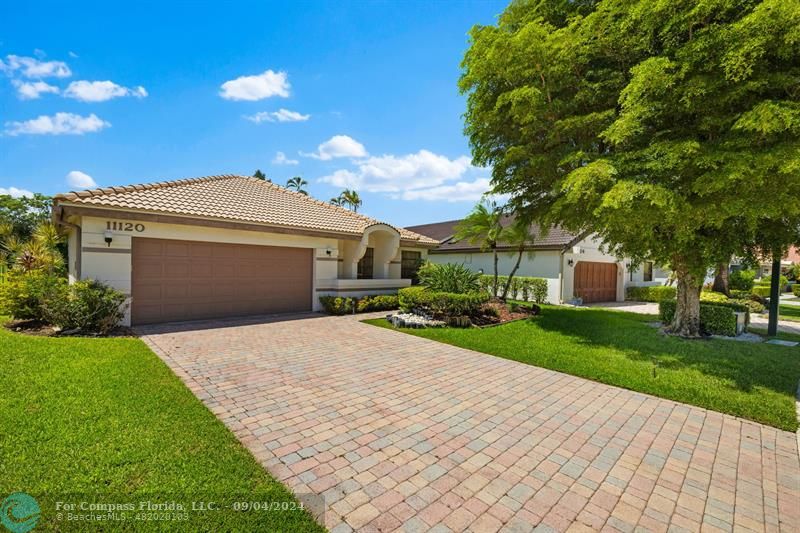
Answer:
416;262;481;294
455;200;504;297
2;222;65;273
330;196;345;207
286;176;308;195
460;0;800;336
500;216;533;300
340;189;362;212
252;169;267;180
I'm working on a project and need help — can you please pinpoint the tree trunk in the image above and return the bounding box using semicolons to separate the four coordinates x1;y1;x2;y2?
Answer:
711;262;730;296
670;268;703;337
501;246;524;300
768;256;781;336
492;247;499;298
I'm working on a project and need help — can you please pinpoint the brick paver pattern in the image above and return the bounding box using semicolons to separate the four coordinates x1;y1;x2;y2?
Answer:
138;313;800;532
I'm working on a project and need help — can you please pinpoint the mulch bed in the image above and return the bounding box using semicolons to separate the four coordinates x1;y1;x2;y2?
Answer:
471;301;539;327
4;319;135;337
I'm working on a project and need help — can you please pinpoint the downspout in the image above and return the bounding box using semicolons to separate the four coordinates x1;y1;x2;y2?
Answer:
53;204;81;279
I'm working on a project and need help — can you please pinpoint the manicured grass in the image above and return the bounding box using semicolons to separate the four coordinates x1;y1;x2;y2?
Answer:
748;327;800;343
366;306;800;431
0;320;324;532
778;304;800;323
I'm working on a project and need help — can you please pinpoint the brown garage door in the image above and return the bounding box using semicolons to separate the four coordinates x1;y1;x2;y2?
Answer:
574;261;618;303
131;237;312;325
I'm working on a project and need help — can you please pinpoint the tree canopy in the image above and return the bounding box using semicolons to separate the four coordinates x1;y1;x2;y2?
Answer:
461;0;800;335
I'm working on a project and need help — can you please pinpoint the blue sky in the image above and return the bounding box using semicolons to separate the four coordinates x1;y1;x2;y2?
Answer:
0;0;505;227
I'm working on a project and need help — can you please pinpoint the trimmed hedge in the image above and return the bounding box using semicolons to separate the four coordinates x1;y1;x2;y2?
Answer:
626;285;676;302
793;284;800;297
659;300;740;336
398;286;489;318
319;294;398;315
478;275;548;303
752;286;772;298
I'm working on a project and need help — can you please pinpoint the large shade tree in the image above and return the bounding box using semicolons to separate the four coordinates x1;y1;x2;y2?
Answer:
461;0;800;336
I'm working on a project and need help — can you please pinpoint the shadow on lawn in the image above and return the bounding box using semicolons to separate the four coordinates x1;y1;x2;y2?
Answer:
532;306;800;395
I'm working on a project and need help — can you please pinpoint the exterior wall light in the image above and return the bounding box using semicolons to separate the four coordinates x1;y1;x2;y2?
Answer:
104;229;113;247
567;259;574;267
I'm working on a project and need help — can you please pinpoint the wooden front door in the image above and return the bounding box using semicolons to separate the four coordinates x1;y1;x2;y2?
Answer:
574;261;618;303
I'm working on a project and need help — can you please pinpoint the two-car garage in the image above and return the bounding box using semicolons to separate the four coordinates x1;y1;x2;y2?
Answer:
131;237;313;325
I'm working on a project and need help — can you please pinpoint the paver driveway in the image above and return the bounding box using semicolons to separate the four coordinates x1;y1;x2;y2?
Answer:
138;313;800;532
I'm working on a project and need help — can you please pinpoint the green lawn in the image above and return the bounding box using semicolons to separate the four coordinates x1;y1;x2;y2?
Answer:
0;320;324;532
778;304;800;323
366;306;800;431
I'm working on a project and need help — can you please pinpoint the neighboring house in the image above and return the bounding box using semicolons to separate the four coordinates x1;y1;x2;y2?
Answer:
731;245;800;278
406;217;668;304
52;175;437;325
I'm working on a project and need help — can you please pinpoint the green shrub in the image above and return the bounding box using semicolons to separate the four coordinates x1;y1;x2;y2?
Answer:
478;275;548;303
417;262;480;294
700;291;729;303
659;300;739;336
754;275;788;290
398;286;489;318
0;270;66;321
729;269;755;291
356;295;399;313
319;294;399;315
731;298;764;315
793;284;800;297
625;285;676;302
41;280;127;334
752;286;772;298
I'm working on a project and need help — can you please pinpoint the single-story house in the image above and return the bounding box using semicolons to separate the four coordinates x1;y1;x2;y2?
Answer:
730;245;799;278
406;217;669;304
52;174;438;325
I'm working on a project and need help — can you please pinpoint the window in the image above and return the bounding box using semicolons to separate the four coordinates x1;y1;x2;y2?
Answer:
357;247;374;279
643;261;653;282
401;251;422;284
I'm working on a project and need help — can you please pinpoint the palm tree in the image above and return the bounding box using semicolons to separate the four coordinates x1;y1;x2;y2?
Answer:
252;169;267;180
3;222;65;273
330;196;345;207
286;176;308;195
500;215;534;300
455;200;505;297
340;189;362;212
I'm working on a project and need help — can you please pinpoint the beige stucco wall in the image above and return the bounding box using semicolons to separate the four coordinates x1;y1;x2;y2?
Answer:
70;214;428;325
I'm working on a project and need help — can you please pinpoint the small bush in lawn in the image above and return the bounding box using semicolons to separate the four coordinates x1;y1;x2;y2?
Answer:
793;285;800;297
417;262;480;294
729;269;756;291
0;270;66;321
41;280;127;334
625;285;676;302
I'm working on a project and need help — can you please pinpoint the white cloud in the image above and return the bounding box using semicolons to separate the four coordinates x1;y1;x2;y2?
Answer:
399;178;495;202
245;108;310;123
0;54;71;78
63;80;147;102
318;148;494;202
219;69;289;101
68;51;79;58
4;112;110;136
12;80;59;100
320;149;473;192
272;151;299;165
66;170;97;189
0;186;34;198
303;135;368;161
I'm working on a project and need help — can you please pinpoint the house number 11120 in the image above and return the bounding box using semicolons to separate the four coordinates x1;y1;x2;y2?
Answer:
106;221;145;232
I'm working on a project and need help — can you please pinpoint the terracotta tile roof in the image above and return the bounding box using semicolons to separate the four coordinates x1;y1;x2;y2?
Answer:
406;215;579;252
54;174;438;245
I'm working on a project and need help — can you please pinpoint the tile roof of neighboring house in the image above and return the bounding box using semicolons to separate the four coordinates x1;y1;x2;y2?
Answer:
54;174;438;245
786;246;800;263
406;215;580;252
